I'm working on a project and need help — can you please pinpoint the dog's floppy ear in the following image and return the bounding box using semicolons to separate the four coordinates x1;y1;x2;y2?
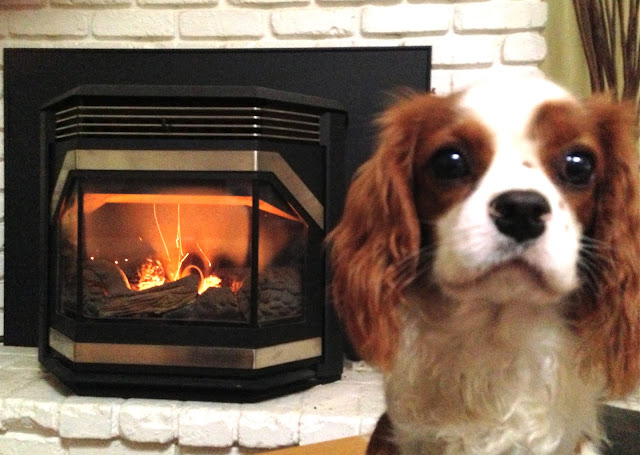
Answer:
329;93;437;371
577;96;640;397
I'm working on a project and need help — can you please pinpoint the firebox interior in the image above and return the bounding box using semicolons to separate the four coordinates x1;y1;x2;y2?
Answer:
55;176;308;325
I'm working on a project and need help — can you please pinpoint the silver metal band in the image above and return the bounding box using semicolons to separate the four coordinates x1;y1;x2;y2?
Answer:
49;329;322;370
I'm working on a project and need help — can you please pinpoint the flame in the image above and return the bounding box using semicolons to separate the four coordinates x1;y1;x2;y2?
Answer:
83;190;301;299
200;275;222;294
136;258;166;291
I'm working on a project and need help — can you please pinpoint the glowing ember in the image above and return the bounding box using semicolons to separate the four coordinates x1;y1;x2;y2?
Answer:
199;275;222;294
230;280;244;294
136;258;166;291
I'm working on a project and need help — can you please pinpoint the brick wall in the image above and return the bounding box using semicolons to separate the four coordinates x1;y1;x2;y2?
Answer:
0;0;549;335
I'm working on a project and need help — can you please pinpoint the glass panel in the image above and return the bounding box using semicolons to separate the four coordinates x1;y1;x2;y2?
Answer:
81;179;253;323
257;183;307;325
57;182;79;316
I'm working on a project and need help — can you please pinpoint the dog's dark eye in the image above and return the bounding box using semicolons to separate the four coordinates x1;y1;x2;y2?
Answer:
429;146;471;181
560;146;596;187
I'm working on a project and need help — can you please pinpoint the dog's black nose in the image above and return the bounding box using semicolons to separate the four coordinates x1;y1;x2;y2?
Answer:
489;190;551;242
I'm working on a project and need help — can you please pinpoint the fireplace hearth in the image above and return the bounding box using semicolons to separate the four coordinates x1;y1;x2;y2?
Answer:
42;85;346;399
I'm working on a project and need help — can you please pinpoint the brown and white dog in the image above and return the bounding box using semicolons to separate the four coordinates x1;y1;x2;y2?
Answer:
330;76;640;455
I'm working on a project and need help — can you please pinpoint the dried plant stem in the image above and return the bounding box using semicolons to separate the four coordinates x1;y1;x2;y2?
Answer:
573;0;640;113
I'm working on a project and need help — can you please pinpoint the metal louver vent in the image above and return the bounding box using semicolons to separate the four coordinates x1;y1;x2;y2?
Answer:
54;104;322;143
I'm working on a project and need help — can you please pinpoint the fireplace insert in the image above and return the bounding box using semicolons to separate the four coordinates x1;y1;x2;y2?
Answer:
41;85;347;399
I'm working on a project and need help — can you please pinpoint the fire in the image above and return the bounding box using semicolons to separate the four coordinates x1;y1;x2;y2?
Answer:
136;258;166;291
83;191;301;300
199;275;222;294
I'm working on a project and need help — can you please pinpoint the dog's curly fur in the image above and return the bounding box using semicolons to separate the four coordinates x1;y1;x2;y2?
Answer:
330;77;640;455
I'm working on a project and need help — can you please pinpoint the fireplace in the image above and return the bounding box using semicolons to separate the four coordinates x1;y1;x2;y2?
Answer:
40;85;345;398
4;47;431;400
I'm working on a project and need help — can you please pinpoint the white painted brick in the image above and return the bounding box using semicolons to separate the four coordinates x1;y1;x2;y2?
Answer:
0;346;37;357
230;0;308;6
238;395;302;448
180;10;263;39
9;10;90;38
0;432;66;455
454;1;547;32
358;386;385;436
271;9;357;38
449;66;546;93
339;364;382;385
431;34;502;67
1;353;39;371
52;0;132;6
360;414;380;435
361;5;451;36
180;446;238;455
300;412;361;445
141;0;216;4
450;68;494;91
0;0;46;6
67;439;177;455
319;0;364;4
0;372;39;418
93;11;175;40
2;377;69;433
429;69;453;95
299;383;362;445
502;31;546;63
119;399;178;443
60;396;123;439
178;402;240;447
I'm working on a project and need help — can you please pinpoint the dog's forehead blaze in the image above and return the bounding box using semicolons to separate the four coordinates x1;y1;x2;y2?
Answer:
526;100;601;227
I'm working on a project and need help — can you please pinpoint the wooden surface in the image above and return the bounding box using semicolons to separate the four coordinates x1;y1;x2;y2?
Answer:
261;436;369;454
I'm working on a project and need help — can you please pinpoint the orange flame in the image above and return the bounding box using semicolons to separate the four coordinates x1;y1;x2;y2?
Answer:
84;191;299;298
136;258;166;291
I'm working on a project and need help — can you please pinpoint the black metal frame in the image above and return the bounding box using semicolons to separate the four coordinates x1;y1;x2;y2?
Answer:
39;85;345;398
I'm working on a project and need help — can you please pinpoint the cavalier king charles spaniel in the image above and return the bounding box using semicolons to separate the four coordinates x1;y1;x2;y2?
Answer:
330;76;640;455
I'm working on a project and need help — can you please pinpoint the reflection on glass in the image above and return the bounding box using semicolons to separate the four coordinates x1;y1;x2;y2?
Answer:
57;182;79;315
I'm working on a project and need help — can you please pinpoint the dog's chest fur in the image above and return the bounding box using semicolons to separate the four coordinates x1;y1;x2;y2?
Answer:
383;293;603;455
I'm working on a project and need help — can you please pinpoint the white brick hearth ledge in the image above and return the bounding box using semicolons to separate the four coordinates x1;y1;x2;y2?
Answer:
0;346;385;454
0;347;639;454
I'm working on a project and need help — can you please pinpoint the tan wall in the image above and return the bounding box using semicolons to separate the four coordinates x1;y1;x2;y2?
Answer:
541;1;591;98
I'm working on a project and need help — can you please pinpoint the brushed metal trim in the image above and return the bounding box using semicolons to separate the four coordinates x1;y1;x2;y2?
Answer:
49;329;323;369
50;149;324;228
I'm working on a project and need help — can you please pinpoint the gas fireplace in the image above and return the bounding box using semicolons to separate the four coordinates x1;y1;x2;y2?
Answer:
42;85;346;398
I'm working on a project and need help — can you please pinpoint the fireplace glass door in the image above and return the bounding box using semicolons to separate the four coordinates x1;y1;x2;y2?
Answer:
55;176;308;327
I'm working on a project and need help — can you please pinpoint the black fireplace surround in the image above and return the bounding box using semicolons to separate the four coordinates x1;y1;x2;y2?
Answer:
4;48;432;399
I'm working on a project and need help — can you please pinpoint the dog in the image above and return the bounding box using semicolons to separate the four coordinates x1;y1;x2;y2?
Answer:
329;76;640;455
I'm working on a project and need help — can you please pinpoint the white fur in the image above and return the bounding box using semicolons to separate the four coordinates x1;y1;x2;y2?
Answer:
386;77;604;455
